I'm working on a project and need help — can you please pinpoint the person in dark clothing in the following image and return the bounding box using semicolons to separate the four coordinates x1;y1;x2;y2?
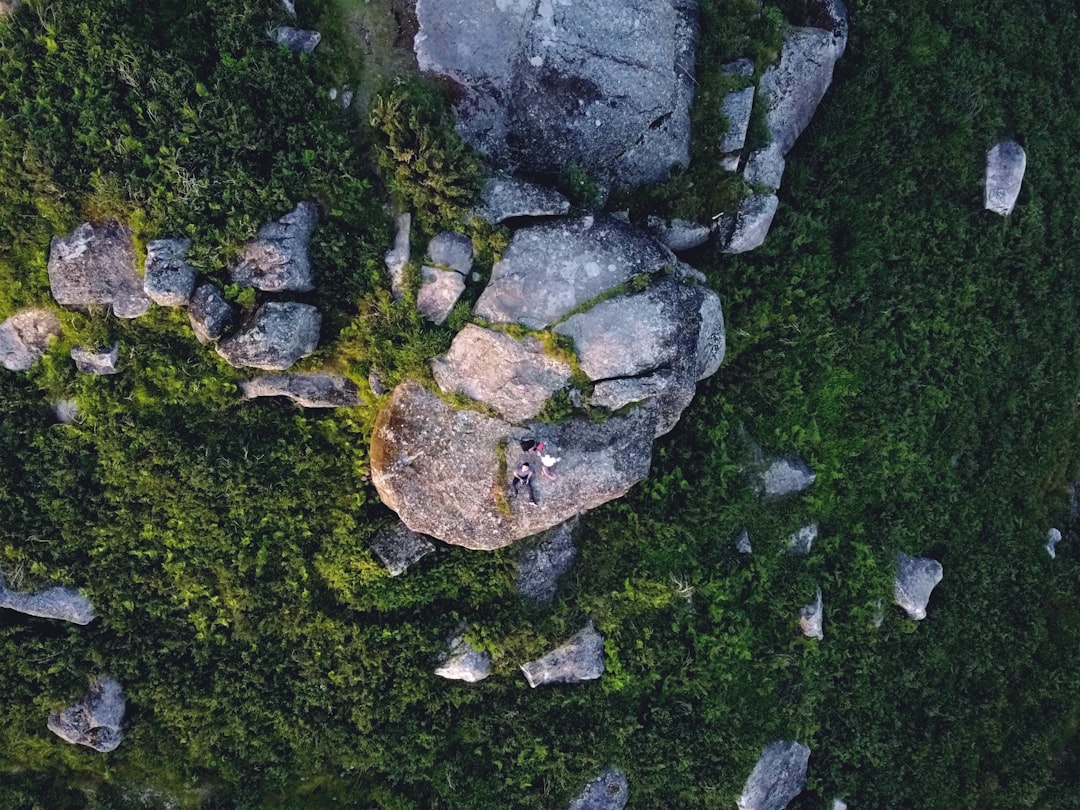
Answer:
511;462;538;504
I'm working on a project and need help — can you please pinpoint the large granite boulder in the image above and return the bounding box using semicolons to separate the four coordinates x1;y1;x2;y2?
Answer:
0;308;60;371
473;176;571;224
71;344;120;375
188;283;236;344
431;324;573;423
370;381;657;550
894;553;942;620
47;677;125;752
0;573;95;624
516;518;579;603
520;622;604;687
216;302;320;370
370;522;436;576
48;221;151;318
415;0;698;188
985;140;1026;216
231;202;318;292
568;769;629;810
272;25;321;54
434;627;491;683
144;238;196;307
737;741;811;810
240;373;360;408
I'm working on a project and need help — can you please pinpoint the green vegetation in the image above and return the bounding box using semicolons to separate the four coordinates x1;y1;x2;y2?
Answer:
1;0;1080;809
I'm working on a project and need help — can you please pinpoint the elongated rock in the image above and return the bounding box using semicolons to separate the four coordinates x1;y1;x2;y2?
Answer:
737;741;811;810
521;622;604;687
0;574;95;625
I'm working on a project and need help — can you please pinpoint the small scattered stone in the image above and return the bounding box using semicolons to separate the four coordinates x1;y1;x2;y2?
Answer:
370;522;436;576
368;369;387;396
144;238;196;307
893;553;943;620
985;139;1026;217
719;58;755;155
759;455;816;499
53;399;79;424
798;588;823;640
47;677;125;752
385;213;411;302
1046;528;1062;559
784;524;817;556
736;529;752;554
71;344;120;375
434;627;491;682
272;25;321;54
646;215;712;252
188;283;236;344
719;194;779;254
0;308;60;371
280;0;296;16
416;265;466;325
520;622;604;687
568;768;629;810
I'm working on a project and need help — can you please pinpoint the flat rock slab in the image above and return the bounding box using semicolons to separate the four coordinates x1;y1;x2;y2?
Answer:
473;176;570;224
188;283;236;344
144;238;196;307
515;517;578;603
720;194;779;254
894;553;942;620
435;628;491;682
48;677;125;752
520;623;604;687
0;574;95;624
71;345;120;375
370;380;657;549
568;768;629;810
240;373;360;408
48;221;151;318
216;302;320;370
369;522;436;576
426;232;474;275
985;140;1026;216
737;741;811;810
431;324;572;423
719;58;755;155
231;202;318;292
0;308;60;371
417;265;466;325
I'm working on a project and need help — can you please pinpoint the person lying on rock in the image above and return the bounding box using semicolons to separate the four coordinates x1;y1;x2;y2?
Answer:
511;462;538;504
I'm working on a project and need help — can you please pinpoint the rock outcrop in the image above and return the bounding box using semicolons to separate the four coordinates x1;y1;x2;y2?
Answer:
0;308;60;371
737;741;811;810
568;769;629;810
1046;528;1062;559
48;221;151;319
231;202;318;292
0;574;95;624
369;522;436;576
272;25;321;54
894;553;942;620
47;677;125;752
798;589;823;640
144;238;196;307
473;176;571;224
985;140;1026;216
240;373;360;408
434;627;491;683
216;302;320;370
516;518;578;603
415;0;697;188
520;622;604;687
188;283;236;344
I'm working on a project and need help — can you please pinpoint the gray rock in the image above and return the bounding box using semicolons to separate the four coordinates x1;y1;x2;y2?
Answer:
588;368;682;412
798;589;823;640
385;213;411;302
894;553;942;620
736;529;752;554
737;741;811;810
53;399;79;424
416;265;466;325
370;522;436;576
646;216;713;252
338;89;354;109
231;202;318;292
216;302;320;370
370;380;658;550
473;176;571;224
1047;528;1062;559
431;324;572;423
71;344;120;376
240;373;361;408
831;800;848;810
434;627;491;682
720;194;779;254
144;238;196;307
47;677;125;753
520;622;604;687
743;144;786;191
0;0;21;18
188;283;236;344
48;221;151;319
695;286;727;379
474;216;673;330
0;308;60;371
758;456;816;499
415;0;697;188
985;140;1026;216
426;232;474;275
272;25;321;54
280;0;295;16
516;518;578;603
719;58;756;155
368;369;387;396
0;573;95;624
568;768;629;810
784;524;817;556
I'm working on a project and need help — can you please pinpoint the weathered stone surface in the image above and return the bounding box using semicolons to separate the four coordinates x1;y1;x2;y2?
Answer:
588;369;682;412
385;213;411;302
370;522;436;576
415;0;698;188
985;140;1026;216
1047;528;1062;559
0;308;60;371
435;627;491;682
473;176;571;224
216;302;320;370
188;283;236;344
431;324;572;423
695;285;727;379
894;553;942;620
71;344;120;376
799;589;823;640
426;232;474;275
48;221;151;319
0;573;95;624
784;524;817;556
474;216;673;330
516;518;578;603
757;455;816;499
743;145;786;191
47;678;125;753
520;622;604;687
231;202;318;292
144;238;196;307
240;373;361;408
646;216;712;253
736;529;752;554
272;25;321;54
416;265;467;325
719;58;756;155
370;381;657;550
53;399;79;424
568;769;629;810
720;194;779;254
737;741;811;810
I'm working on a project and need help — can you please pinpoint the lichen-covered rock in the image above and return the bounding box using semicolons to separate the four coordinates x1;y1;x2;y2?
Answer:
431;324;573;423
719;58;756;156
434;627;491;682
416;265;466;325
0;308;60;371
784;524;817;556
231;202;318;292
1046;528;1062;559
216;302;320;370
757;455;816;499
240;373;360;408
516;518;578;603
144;238;196;307
47;677;125;752
385;213;411;302
272;25;321;54
48;221;151;319
985;140;1026;216
719;194;779;254
520;622;604;687
0;573;95;624
71;344;120;375
799;589;823;640
894;553;942;620
426;232;473;275
737;741;811;810
370;522;436;576
473;176;571;224
646;216;713;253
568;768;629;810
188;283;236;344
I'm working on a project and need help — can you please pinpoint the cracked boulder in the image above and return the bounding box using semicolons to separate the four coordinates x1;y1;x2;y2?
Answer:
0;573;95;624
144;238;196;307
415;0;698;188
48;221;151;318
520;622;604;687
894;553;942;620
568;769;629;810
240;373;360;408
216;302;320;370
0;308;60;371
48;677;125;753
231;202;318;292
737;741;811;810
